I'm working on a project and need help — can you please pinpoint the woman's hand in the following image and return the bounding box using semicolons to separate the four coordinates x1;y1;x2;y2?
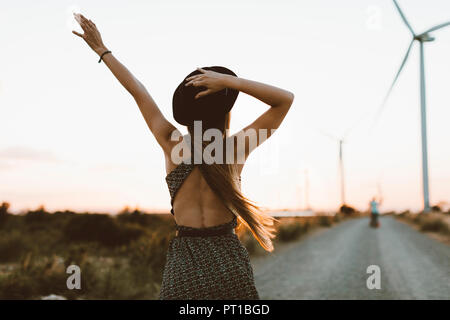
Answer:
72;13;108;55
185;68;233;99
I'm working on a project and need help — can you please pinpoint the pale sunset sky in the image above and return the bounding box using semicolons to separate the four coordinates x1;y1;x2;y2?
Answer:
1;0;450;213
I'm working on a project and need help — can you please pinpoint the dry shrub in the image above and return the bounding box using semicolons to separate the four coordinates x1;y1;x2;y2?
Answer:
420;217;450;235
63;214;144;247
277;222;305;242
318;215;333;227
397;211;450;236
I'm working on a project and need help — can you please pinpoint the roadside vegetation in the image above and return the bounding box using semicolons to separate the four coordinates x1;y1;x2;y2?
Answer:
0;202;355;299
395;208;450;240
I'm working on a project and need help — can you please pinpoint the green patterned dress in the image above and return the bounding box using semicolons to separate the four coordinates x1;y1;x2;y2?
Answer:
159;163;259;300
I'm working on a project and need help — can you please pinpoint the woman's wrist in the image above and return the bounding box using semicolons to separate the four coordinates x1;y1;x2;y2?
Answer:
94;45;109;56
222;74;241;90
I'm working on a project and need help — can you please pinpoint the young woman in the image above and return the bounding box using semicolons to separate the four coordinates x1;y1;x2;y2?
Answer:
73;13;294;299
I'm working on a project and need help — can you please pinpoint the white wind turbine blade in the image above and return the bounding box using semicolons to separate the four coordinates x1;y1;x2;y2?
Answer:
342;110;370;140
369;40;414;131
317;128;338;142
421;21;450;35
393;0;415;36
381;40;414;105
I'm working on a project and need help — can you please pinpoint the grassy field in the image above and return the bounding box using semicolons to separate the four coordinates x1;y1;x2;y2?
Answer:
0;202;353;300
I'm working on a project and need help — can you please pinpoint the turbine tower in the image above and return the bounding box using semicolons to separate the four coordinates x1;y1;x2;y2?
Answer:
338;139;346;206
319;130;347;207
375;0;450;212
304;169;311;210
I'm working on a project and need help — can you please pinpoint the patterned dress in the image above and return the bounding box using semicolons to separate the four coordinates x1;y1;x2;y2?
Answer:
159;163;259;300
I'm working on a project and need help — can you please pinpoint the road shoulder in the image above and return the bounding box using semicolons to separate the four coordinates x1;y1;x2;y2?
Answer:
395;214;450;246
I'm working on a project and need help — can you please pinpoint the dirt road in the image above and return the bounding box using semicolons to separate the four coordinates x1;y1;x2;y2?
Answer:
252;216;450;299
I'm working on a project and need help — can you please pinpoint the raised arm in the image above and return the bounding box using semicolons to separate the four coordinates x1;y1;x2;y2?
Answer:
72;13;178;154
185;68;294;161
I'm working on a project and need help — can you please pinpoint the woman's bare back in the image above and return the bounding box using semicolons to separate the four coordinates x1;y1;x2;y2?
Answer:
164;136;242;228
170;166;235;227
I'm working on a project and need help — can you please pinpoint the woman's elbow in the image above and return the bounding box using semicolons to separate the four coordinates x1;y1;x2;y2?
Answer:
287;91;294;105
274;91;294;110
284;91;294;108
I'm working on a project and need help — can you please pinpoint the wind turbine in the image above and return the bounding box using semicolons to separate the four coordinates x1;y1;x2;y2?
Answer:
337;139;346;207
375;0;450;212
318;130;347;207
304;169;311;210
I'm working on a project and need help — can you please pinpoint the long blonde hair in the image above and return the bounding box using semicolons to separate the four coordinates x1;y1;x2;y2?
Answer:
187;113;277;251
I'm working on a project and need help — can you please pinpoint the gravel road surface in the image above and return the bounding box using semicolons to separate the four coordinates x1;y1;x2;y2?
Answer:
252;216;450;299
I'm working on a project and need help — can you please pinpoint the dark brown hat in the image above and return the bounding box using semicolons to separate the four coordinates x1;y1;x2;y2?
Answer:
172;66;239;127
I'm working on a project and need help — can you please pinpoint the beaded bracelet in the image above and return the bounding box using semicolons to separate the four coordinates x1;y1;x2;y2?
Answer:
98;50;112;63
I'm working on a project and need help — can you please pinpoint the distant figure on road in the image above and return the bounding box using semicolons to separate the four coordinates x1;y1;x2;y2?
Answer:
369;197;382;228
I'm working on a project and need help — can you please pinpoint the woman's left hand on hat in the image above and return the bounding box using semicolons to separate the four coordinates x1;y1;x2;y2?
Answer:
185;68;229;99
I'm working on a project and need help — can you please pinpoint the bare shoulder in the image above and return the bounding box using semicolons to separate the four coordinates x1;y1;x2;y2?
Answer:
164;132;192;175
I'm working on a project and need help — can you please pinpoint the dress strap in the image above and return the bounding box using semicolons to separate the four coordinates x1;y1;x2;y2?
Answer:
165;162;195;215
165;161;242;215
